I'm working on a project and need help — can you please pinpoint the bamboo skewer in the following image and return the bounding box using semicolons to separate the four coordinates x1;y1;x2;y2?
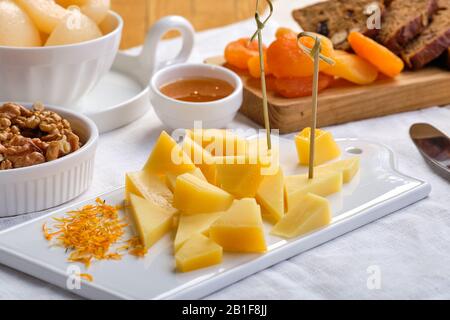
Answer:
297;32;335;179
309;42;320;179
251;0;273;150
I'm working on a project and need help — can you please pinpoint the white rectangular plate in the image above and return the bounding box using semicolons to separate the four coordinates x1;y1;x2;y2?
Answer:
0;138;431;299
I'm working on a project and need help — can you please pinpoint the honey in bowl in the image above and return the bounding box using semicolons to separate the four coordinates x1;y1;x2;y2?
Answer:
159;77;235;103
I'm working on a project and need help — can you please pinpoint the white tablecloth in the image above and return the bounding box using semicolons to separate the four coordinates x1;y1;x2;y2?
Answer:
1;9;449;300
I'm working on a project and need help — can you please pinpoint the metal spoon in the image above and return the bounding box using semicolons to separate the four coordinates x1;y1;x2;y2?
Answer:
410;123;450;182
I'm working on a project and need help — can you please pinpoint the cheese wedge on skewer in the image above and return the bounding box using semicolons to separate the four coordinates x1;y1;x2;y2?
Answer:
295;128;341;166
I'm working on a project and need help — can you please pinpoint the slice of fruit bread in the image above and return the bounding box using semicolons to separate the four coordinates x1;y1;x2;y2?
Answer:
378;0;439;54
401;0;450;69
292;0;385;50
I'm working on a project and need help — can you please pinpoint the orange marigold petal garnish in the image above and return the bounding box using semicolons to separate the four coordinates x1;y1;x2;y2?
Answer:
42;198;130;268
126;236;148;258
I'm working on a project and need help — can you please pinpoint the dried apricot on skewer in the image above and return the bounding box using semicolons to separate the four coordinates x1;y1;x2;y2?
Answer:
224;38;263;70
274;73;334;98
348;31;404;78
267;33;334;78
275;27;296;40
322;50;378;85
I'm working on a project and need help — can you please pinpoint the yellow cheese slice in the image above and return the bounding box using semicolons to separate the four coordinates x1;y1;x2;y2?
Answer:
143;131;196;176
165;167;206;192
285;170;343;206
181;135;217;184
173;173;233;214
256;167;285;224
214;155;265;198
210;198;266;253
125;171;174;211
316;157;360;183
174;211;224;252
295;128;341;166
187;129;247;156
271;193;331;238
175;234;223;273
128;193;176;250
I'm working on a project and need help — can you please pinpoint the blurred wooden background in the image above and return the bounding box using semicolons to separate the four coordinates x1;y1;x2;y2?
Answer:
111;0;267;49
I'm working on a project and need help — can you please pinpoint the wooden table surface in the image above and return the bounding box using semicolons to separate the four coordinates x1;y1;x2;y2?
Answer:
111;0;267;49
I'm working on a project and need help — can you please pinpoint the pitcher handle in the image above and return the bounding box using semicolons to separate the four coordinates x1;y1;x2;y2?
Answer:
139;16;194;82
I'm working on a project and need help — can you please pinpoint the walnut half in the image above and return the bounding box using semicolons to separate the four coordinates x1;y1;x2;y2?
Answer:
0;102;82;170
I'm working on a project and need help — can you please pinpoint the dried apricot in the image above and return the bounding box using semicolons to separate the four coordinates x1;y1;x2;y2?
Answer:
322;50;378;85
348;31;404;78
267;33;334;78
275;27;296;40
274;73;334;98
247;54;271;78
224;38;263;70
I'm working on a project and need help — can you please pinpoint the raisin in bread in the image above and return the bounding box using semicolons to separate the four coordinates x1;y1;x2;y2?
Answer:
378;0;439;54
401;0;450;69
292;0;385;50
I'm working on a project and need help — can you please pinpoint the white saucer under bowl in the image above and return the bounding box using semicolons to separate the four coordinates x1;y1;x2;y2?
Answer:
74;64;150;134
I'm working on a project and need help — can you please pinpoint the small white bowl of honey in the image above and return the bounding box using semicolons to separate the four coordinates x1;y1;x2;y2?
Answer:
150;63;243;129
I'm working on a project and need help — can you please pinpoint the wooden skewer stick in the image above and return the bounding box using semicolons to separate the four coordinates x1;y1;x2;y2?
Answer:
251;0;273;150
308;42;320;179
297;32;335;179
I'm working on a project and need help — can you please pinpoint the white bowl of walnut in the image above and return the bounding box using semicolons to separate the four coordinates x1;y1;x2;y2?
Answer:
0;102;98;217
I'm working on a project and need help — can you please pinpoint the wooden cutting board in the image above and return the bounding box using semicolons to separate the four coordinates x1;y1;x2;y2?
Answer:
206;56;450;134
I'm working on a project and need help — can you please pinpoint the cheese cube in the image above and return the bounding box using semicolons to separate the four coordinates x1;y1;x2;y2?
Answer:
210;199;266;253
128;193;176;250
125;171;175;211
175;234;222;273
181;135;217;184
174;211;224;252
256;168;285;224
316;157;360;183
165;167;206;192
143;131;196;176
295;128;341;166
173;173;233;214
271;193;331;238
285;170;343;205
214;155;264;198
187;129;247;156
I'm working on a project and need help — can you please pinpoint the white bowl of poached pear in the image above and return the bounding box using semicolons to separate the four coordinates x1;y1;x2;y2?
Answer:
0;0;122;106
